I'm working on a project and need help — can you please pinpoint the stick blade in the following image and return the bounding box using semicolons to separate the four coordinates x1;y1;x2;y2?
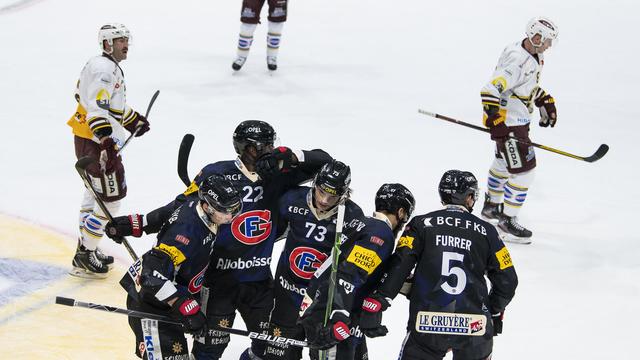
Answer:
584;144;609;163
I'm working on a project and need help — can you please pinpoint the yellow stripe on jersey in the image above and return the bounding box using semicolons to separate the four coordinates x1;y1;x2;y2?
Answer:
346;245;382;275
157;243;186;266
495;246;513;270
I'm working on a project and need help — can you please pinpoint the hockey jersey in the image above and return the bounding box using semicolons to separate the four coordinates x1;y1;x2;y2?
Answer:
67;54;138;145
274;186;364;306
481;40;545;127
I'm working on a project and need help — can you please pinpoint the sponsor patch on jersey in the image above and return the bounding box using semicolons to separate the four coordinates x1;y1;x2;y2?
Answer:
289;246;328;279
491;77;507;94
175;234;190;245
231;210;272;245
95;88;110;110
415;311;486;336
157;243;186;266
183;181;199;196
397;235;414;249
188;265;208;294
346;245;381;275
369;236;384;246
495;246;513;270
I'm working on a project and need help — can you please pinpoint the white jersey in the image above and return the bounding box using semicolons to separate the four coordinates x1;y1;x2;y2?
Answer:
481;41;544;127
68;54;135;147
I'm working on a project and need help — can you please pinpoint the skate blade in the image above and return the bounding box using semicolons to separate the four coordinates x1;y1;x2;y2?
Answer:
498;231;532;245
68;267;109;279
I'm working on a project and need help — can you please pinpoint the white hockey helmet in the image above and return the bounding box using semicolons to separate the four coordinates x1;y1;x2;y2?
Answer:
525;17;558;47
98;23;131;53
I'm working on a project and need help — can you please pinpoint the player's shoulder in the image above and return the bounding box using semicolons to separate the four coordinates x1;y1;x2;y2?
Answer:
199;160;236;176
501;41;533;65
281;185;309;202
85;55;117;74
345;199;364;217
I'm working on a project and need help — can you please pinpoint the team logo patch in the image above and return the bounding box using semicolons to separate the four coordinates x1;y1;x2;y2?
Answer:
491;76;507;93
172;342;183;354
188;265;208;294
415;311;487;336
397;235;414;249
289;246;328;279
495;246;513;270
231;210;272;245
346;245;381;275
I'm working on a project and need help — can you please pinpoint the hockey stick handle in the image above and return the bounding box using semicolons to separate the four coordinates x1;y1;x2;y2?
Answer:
418;109;609;163
117;90;160;156
177;134;195;187
75;157;139;261
55;296;309;348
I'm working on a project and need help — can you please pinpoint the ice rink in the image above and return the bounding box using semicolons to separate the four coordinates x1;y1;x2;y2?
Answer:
1;0;639;359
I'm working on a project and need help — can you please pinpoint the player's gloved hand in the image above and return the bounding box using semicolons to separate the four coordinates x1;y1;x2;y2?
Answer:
534;89;557;127
359;293;391;338
302;311;351;350
99;137;120;173
132;113;150;137
105;214;144;239
483;102;510;140
170;296;207;335
256;146;298;180
491;312;504;336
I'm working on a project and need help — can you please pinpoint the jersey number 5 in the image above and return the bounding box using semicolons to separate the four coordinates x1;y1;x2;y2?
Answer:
441;251;467;295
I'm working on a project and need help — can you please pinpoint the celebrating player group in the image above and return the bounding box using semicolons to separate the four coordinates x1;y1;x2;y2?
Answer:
64;12;585;360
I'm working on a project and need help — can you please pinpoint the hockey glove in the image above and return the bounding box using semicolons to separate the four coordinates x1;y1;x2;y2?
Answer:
491;312;504;336
105;214;144;239
359;293;391;338
302;311;351;350
399;273;414;299
99;137;120;173
482;101;510;140
133;113;150;137
256;146;297;180
534;89;557;127
170;296;207;335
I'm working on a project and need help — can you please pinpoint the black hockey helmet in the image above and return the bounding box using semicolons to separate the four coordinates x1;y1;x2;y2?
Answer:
232;120;277;155
375;183;416;221
313;160;351;199
198;174;243;219
438;170;479;210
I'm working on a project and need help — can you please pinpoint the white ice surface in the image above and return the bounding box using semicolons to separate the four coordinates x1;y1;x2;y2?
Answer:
1;0;639;358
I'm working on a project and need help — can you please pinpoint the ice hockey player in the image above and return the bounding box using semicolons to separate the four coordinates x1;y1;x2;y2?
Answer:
359;170;518;360
105;120;332;360
299;183;416;360
125;175;242;360
232;0;288;71
67;23;150;279
480;17;559;244
263;160;364;360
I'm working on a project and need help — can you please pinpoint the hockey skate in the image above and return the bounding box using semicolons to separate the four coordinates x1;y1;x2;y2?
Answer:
497;216;532;245
69;247;109;279
481;193;504;224
232;56;247;71
76;238;113;269
267;56;277;71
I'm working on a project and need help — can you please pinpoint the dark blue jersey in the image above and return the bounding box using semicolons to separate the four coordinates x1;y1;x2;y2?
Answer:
303;214;397;319
137;200;216;306
377;205;518;335
274;186;364;307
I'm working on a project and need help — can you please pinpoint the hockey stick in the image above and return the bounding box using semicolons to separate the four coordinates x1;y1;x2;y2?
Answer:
319;203;346;360
418;109;609;163
177;134;195;187
117;90;160;156
55;296;309;348
75;156;138;261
